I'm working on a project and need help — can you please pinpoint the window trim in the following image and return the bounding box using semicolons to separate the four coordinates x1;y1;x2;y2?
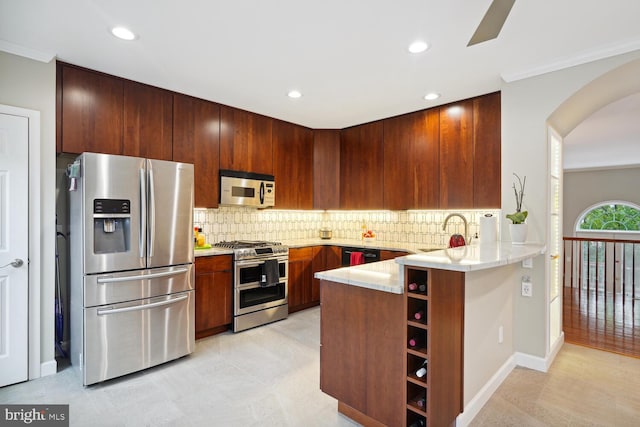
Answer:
575;200;640;233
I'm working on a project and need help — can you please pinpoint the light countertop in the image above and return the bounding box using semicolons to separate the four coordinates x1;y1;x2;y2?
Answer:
315;242;546;293
194;247;234;257
314;259;403;294
395;242;546;272
194;238;443;257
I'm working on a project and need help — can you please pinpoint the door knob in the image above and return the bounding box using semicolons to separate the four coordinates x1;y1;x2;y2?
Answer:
0;258;24;269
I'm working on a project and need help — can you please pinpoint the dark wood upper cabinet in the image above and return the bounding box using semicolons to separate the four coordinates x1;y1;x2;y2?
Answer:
59;64;123;155
473;92;501;208
172;94;220;208
123;81;173;160
219;106;273;175
57;61;502;211
272;120;314;209
383;109;440;210
340;121;384;209
313;130;341;210
439;100;474;209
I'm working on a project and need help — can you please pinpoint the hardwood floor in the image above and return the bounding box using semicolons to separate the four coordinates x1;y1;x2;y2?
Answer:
563;287;640;358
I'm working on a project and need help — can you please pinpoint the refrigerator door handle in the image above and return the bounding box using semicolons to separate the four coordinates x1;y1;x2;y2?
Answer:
139;168;146;260
96;267;190;284
97;294;188;316
148;166;155;258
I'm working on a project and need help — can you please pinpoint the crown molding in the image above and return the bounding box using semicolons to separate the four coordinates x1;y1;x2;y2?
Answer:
0;39;55;63
501;38;640;83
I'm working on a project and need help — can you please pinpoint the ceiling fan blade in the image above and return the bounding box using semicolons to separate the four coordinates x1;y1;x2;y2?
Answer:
467;0;516;46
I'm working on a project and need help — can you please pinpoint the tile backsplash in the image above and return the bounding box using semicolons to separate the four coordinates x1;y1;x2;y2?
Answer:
195;207;501;247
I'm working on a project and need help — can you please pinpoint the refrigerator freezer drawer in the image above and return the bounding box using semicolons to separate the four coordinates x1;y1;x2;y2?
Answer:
84;265;194;307
82;290;194;385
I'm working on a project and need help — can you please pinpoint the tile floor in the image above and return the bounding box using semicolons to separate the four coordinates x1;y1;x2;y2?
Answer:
0;308;356;427
2;307;640;426
470;343;640;427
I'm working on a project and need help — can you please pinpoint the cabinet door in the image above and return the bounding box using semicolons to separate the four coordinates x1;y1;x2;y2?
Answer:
340;121;384;209
195;256;233;338
473;92;501;208
439;100;474;209
324;246;343;270
60;64;123;155
288;247;313;312
383;109;439;209
219;106;273;175
173;94;220;208
311;246;326;303
313;130;341;209
273;120;313;209
123;81;173;160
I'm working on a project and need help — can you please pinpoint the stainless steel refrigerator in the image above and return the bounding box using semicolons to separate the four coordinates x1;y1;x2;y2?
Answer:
69;152;195;385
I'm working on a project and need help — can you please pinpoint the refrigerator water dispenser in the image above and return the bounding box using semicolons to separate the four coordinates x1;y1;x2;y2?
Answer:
93;199;131;254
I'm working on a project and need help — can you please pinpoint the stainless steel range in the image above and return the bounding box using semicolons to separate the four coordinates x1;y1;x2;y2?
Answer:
213;241;288;332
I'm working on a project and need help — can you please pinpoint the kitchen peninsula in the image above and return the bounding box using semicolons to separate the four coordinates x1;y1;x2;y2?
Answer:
315;242;546;427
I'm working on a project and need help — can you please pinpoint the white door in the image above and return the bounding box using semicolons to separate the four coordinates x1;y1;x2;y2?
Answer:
0;112;29;387
547;128;563;352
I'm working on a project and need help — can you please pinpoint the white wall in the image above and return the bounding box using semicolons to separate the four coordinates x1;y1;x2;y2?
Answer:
464;264;518;405
0;51;56;372
563;167;640;235
502;49;640;357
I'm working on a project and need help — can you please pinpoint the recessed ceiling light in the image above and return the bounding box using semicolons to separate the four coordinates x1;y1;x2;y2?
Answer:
424;93;440;101
287;90;302;99
408;41;429;54
111;26;137;41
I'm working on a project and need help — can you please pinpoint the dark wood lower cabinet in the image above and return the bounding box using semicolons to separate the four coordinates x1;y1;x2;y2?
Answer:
320;267;464;427
195;255;233;339
320;280;405;427
312;246;342;302
288;247;315;313
289;245;343;313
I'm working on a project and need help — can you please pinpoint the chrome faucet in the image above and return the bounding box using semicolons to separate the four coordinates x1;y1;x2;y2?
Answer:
442;213;469;245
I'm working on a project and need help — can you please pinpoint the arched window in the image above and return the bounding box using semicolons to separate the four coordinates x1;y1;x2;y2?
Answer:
576;201;640;232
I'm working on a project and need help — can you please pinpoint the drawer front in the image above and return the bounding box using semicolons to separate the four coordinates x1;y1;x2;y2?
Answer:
196;255;232;273
84;265;194;307
82;290;194;385
289;247;313;261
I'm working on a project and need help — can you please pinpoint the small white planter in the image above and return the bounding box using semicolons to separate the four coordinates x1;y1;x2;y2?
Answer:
509;223;528;244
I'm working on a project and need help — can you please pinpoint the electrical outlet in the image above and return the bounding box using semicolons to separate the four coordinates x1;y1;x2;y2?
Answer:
498;326;504;344
521;276;532;297
522;258;533;268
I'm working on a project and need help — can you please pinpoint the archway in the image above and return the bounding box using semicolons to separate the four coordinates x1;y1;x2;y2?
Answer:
548;57;640;358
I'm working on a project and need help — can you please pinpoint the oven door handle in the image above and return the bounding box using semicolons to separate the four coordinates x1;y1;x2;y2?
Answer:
235;261;263;269
97;294;188;315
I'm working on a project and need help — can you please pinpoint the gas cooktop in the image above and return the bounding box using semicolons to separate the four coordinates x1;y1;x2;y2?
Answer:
213;240;288;260
214;240;282;249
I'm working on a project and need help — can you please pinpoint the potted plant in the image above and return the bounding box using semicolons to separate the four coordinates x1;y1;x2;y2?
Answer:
506;173;528;244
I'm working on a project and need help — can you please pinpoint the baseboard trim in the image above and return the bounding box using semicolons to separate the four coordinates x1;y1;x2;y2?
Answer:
456;355;516;427
515;334;564;373
40;359;57;377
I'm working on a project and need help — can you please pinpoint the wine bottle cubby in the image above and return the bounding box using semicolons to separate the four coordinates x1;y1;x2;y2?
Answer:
404;266;464;427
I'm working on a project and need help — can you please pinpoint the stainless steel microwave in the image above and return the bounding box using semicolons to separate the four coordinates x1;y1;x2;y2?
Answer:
220;170;275;208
